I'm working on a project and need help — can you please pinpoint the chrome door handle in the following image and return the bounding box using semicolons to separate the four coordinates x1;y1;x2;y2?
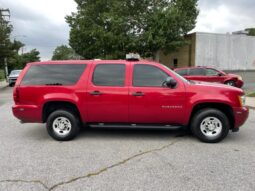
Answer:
90;91;102;95
132;92;144;96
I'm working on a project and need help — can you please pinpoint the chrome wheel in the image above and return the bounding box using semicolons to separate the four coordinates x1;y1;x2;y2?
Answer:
200;117;222;138
52;117;72;137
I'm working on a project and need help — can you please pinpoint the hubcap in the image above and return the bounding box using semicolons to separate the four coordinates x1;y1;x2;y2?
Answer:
200;117;222;138
52;117;72;137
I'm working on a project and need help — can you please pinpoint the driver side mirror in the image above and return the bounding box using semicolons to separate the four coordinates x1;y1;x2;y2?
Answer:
164;77;177;88
218;73;224;76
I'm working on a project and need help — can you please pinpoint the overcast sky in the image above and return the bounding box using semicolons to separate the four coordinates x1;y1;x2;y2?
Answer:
0;0;254;60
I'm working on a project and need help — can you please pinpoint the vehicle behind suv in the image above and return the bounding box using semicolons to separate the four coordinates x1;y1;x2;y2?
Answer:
174;66;243;88
12;59;249;143
8;70;22;87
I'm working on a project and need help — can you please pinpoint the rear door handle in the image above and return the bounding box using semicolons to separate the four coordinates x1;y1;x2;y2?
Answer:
132;92;144;96
90;91;102;95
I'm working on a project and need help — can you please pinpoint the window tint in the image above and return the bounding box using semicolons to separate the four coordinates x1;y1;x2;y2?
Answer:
176;69;188;76
206;68;219;76
21;64;87;85
189;68;206;76
93;64;125;86
133;64;169;87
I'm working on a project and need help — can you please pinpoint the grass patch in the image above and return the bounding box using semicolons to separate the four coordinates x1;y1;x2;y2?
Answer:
246;91;255;97
0;70;5;81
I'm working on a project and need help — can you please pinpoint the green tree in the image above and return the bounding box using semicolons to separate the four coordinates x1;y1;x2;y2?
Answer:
52;45;81;60
245;28;255;36
8;49;40;70
0;13;13;69
66;0;198;59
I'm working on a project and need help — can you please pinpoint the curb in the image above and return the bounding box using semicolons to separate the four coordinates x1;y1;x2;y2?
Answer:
0;81;8;90
247;106;255;110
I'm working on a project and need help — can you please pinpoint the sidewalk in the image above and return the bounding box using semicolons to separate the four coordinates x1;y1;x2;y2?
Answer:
246;97;255;109
0;80;8;89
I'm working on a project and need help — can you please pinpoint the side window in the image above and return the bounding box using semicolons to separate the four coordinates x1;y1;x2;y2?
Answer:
189;68;206;76
133;64;169;87
176;69;188;76
93;64;125;86
206;68;220;76
21;64;87;85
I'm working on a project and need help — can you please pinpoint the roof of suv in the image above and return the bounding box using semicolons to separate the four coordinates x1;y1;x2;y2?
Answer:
27;59;158;65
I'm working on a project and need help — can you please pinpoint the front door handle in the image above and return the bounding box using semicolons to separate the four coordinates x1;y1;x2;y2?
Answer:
90;91;102;95
132;92;144;96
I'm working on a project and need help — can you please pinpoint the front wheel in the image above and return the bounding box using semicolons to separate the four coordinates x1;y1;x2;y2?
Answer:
46;110;80;141
191;109;230;143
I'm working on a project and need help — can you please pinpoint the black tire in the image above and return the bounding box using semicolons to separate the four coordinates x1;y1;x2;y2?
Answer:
191;108;230;143
46;110;80;141
225;80;236;87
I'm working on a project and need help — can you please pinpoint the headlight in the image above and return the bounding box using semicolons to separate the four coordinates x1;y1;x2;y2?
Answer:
238;76;242;81
239;95;246;106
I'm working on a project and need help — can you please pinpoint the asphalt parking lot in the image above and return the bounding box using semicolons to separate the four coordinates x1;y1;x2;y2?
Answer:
0;86;255;191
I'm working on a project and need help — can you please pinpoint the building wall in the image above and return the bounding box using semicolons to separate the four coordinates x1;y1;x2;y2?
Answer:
195;33;255;70
158;34;196;68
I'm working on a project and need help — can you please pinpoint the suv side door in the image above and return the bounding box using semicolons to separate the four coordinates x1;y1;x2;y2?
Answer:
86;62;129;123
129;63;186;124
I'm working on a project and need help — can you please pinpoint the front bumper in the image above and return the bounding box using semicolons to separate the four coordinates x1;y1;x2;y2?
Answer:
233;106;249;129
8;78;18;84
235;80;244;88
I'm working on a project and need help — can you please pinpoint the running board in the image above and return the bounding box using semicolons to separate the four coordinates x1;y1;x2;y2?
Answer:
89;123;183;129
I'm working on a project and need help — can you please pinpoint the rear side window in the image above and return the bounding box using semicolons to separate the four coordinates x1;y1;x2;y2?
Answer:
189;68;206;76
133;64;169;87
175;69;188;76
92;64;125;86
21;64;87;85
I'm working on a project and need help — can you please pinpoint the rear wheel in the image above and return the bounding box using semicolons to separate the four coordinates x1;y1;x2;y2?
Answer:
46;110;80;141
191;108;230;143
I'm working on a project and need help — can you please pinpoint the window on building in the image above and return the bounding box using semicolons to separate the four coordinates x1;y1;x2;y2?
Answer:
173;59;178;68
92;64;125;86
133;64;169;87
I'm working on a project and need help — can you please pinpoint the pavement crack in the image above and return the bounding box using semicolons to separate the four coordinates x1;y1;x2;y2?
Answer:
0;179;49;190
49;139;179;191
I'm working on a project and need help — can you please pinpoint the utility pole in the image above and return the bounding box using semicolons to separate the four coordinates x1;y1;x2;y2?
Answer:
0;8;10;81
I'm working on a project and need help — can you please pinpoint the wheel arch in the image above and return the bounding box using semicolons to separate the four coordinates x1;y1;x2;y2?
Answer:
42;101;82;123
189;102;235;129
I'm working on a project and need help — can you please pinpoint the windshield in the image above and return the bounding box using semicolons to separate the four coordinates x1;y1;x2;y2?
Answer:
10;70;22;75
161;64;189;83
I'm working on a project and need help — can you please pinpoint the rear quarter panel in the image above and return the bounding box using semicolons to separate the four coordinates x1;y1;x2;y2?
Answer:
14;62;92;123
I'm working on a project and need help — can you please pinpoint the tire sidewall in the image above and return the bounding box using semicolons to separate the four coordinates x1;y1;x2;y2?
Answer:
47;110;80;141
191;109;230;143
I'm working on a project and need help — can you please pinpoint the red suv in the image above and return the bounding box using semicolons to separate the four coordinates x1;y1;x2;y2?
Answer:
174;66;244;88
12;59;249;143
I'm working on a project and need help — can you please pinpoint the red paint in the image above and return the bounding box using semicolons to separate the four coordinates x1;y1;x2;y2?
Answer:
12;60;248;130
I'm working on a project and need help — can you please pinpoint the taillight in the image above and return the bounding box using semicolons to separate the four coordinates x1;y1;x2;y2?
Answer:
13;87;20;103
